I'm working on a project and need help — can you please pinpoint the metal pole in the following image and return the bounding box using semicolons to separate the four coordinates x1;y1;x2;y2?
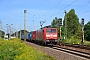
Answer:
82;28;84;42
8;26;10;40
6;24;9;40
40;21;45;28
59;18;62;45
16;30;18;38
6;24;8;34
9;26;11;39
81;18;84;46
24;10;27;41
81;27;84;46
14;29;15;37
82;24;84;45
40;21;42;28
64;10;67;40
59;26;62;45
10;24;13;39
20;28;21;40
60;26;61;40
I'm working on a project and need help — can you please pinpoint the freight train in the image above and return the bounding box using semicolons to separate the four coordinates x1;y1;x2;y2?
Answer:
21;26;58;45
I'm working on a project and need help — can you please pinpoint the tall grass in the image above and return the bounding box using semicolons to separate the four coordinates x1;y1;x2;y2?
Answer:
62;38;90;46
0;38;55;60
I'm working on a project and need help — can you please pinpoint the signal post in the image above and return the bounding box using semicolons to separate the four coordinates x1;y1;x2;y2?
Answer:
81;18;84;46
59;18;62;45
24;10;27;41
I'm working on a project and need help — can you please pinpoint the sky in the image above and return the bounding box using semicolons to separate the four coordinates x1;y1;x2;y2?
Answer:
0;0;90;34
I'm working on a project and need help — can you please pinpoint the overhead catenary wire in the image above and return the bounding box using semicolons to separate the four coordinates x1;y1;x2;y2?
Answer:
80;1;90;13
44;0;90;25
44;0;78;21
79;10;90;16
53;0;63;13
44;0;63;16
78;0;90;16
42;0;62;26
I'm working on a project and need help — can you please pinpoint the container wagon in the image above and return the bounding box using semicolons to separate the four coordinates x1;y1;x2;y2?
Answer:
32;31;36;41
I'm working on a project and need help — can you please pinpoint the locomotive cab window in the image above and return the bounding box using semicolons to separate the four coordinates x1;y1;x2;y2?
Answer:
46;29;56;33
51;29;56;33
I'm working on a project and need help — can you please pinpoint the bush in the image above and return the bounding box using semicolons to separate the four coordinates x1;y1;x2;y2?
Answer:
62;37;90;46
84;40;90;46
0;38;55;60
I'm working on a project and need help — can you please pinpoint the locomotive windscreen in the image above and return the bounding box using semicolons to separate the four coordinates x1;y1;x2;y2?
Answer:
46;29;56;33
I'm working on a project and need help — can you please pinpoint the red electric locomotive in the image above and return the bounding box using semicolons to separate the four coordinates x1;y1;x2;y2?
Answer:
36;27;58;45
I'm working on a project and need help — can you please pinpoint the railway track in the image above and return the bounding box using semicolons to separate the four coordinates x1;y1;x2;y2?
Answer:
48;45;90;59
26;40;90;59
25;41;90;60
63;43;90;50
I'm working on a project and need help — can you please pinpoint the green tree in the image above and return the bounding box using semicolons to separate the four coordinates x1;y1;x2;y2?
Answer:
51;17;59;28
84;21;90;41
63;9;80;38
75;25;82;39
51;17;61;37
51;9;82;40
0;30;5;38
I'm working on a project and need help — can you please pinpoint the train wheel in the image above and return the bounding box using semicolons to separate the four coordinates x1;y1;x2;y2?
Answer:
42;42;46;46
44;42;46;47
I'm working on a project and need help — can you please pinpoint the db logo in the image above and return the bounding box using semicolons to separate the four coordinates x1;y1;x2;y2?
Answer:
50;35;53;38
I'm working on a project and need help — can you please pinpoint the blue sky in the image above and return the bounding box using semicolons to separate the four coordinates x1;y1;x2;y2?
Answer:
0;0;90;33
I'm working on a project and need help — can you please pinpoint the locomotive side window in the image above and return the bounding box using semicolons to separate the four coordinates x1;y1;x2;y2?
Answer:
46;29;56;33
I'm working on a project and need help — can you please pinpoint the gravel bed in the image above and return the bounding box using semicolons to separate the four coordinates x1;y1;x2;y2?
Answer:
24;41;89;60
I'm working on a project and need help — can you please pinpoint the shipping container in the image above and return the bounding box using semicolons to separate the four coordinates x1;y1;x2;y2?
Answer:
28;32;32;41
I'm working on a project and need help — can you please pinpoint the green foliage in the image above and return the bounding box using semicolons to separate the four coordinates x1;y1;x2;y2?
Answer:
0;30;5;38
51;17;59;28
51;9;90;45
75;25;82;39
51;17;64;38
51;17;61;38
62;37;90;46
62;36;81;44
84;21;90;41
63;9;80;38
51;9;81;40
84;40;90;46
0;39;55;60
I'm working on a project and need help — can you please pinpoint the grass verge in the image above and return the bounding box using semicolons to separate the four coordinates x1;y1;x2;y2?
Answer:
0;38;56;60
62;38;90;46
